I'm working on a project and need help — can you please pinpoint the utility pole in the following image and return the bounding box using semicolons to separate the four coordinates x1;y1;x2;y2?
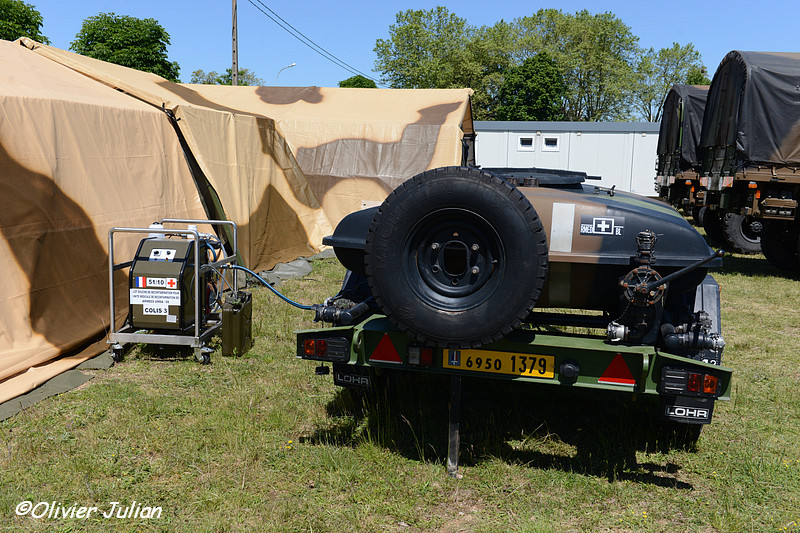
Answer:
232;0;238;86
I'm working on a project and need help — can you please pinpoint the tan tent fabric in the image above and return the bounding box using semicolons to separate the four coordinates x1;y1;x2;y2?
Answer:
0;39;207;403
22;38;333;270
23;38;472;227
178;85;474;225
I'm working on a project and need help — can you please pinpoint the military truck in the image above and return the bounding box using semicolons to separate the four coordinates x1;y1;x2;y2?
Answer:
655;83;762;254
297;166;732;474
656;84;708;220
690;51;800;267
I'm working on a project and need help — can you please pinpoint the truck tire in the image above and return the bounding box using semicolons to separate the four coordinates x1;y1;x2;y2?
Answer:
364;166;548;348
691;206;707;227
761;221;800;271
701;210;725;246
721;213;761;255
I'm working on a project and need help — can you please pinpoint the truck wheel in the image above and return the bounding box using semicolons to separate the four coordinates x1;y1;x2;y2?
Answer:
701;210;726;246
691;206;706;227
722;213;761;254
761;221;800;270
364;166;548;348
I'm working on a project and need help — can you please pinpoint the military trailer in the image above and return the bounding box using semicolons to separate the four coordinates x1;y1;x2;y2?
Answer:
297;166;732;474
696;51;800;266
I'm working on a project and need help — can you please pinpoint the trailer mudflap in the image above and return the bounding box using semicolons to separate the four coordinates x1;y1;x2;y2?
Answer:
660;395;715;424
332;363;372;390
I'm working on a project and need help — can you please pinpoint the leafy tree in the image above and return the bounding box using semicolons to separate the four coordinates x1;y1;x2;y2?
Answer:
374;6;474;89
339;75;377;88
686;65;711;85
0;0;49;43
513;9;640;121
495;54;565;121
191;68;265;86
70;12;180;82
373;7;516;119
631;43;705;121
463;20;517;120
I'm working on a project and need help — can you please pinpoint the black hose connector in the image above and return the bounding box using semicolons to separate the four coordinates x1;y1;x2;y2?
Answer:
313;301;371;325
660;323;726;354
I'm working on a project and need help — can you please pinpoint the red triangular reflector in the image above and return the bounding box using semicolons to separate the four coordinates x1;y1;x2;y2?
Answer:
598;354;636;386
369;334;402;364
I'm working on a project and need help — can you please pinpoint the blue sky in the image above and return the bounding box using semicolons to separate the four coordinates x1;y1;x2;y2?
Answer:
32;0;798;87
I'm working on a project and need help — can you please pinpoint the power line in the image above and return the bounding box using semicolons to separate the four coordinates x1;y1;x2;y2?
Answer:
246;0;382;85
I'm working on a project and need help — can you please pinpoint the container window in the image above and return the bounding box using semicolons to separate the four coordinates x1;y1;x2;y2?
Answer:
543;137;559;152
518;137;534;151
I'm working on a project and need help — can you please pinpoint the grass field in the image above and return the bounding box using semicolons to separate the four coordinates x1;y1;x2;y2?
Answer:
2;250;800;532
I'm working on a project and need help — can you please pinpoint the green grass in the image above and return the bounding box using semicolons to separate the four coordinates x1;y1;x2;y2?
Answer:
2;254;800;532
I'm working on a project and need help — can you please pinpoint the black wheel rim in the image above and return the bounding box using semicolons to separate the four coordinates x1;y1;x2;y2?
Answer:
403;208;504;311
740;217;762;244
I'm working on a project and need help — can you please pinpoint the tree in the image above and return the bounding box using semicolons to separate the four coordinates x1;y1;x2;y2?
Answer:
374;6;475;89
686;65;711;85
0;0;49;43
339;75;377;88
191;68;265;86
631;43;705;121
70;12;180;82
495;54;565;121
513;9;640;121
373;7;516;119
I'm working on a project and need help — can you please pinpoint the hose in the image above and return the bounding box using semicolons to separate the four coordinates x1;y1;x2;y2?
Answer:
227;264;315;310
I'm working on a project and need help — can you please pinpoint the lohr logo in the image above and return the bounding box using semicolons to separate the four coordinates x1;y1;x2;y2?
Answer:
665;406;710;420
335;372;370;388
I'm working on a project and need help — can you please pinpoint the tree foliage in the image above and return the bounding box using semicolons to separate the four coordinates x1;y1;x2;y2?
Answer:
631;43;705;121
70;12;180;82
339;75;377;88
495;54;565;121
686;66;711;86
0;0;49;43
513;10;640;121
374;7;475;90
191;68;265;86
375;7;709;122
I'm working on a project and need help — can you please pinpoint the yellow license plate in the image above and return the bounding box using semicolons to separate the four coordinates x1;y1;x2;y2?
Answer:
443;349;555;379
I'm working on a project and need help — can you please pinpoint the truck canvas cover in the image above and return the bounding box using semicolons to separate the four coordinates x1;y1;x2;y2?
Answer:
657;84;708;175
700;50;800;170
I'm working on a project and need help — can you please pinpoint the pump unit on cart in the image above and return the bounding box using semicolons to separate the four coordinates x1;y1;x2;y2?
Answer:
108;219;253;364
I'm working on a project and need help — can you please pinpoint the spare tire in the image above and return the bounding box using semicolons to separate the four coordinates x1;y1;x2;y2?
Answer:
364;166;548;348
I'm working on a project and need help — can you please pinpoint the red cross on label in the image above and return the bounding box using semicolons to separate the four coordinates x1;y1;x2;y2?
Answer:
166;278;177;288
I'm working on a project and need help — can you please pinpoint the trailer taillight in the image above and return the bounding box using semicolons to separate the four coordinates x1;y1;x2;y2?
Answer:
687;372;702;392
703;374;718;394
660;367;722;397
304;338;327;357
297;333;350;362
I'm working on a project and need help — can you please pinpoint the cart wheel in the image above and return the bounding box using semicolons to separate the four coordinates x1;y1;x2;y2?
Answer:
112;346;124;363
195;348;211;365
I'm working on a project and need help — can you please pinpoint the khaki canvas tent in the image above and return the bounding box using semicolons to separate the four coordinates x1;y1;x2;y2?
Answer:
184;85;474;225
0;38;473;409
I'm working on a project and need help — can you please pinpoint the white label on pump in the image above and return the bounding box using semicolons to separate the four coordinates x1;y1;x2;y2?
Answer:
133;277;178;289
142;305;169;315
130;288;181;306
